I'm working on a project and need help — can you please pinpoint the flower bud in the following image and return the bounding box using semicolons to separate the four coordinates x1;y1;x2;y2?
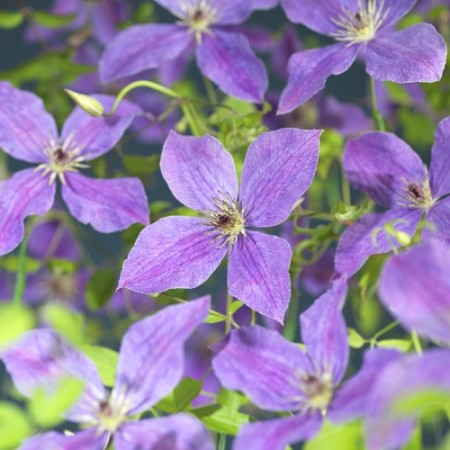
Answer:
65;89;104;117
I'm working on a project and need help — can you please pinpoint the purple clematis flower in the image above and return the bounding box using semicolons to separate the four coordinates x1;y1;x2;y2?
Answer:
378;242;450;345
213;277;400;450
1;297;214;450
365;348;450;450
0;82;149;257
119;128;320;323
278;0;447;114
100;0;269;102
335;116;450;277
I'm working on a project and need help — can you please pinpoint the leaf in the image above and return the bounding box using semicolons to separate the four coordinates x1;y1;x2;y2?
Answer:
230;300;244;315
82;346;119;388
46;258;79;275
156;377;202;413
392;389;450;417
0;11;23;29
42;304;84;347
304;420;364;450
192;405;250;435
123;155;160;176
33;11;76;28
0;305;35;349
0;402;32;449
204;311;226;324
217;389;247;413
348;328;366;349
376;339;411;353
0;255;41;273
85;269;117;311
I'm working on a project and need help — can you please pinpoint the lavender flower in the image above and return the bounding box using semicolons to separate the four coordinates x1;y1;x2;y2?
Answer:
378;242;450;345
278;0;447;114
335;116;450;277
1;297;214;450
100;0;269;102
213;278;400;450
0;82;149;256
119;128;320;323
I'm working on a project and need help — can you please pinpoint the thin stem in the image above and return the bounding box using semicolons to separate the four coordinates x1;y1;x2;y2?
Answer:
225;292;233;334
341;163;351;205
370;320;399;348
369;77;386;131
203;77;218;105
411;330;423;355
12;224;32;306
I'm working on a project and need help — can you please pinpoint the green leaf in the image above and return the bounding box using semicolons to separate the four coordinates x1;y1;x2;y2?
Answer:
392;389;450;416
0;402;32;449
156;377;202;413
204;311;226;324
217;389;247;413
376;339;411;352
348;328;366;349
42;304;84;347
230;300;244;315
0;305;35;348
29;377;84;427
0;255;41;273
33;11;76;28
46;258;79;275
123;155;160;176
192;404;250;435
0;11;24;29
402;426;422;450
85;269;117;311
82;345;119;388
304;420;364;450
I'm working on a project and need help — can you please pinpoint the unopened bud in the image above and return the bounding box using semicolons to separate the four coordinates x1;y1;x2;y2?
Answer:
65;89;104;117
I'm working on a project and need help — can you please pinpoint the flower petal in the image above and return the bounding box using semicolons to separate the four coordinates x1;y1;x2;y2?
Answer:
429;116;450;198
61;95;140;161
213;325;313;411
0;82;57;163
278;43;359;114
343;132;426;208
115;415;213;450
300;277;349;385
196;30;268;103
0;169;55;256
367;24;446;83
240;129;320;228
234;415;322;450
61;172;149;233
0;329;106;423
228;231;291;323
380;0;421;30
209;0;253;25
335;208;422;277
92;1;126;45
119;216;226;294
160;131;238;211
252;0;279;10
113;297;209;414
100;24;191;83
20;429;108;450
378;242;450;344
424;196;450;245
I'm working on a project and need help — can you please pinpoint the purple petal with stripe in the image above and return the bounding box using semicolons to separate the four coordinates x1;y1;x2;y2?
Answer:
430;116;450;198
380;0;422;30
424;196;450;245
20;429;108;450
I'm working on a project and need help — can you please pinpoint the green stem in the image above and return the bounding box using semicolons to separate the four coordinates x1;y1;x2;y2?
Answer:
225;292;233;334
12;226;32;306
369;77;386;131
411;330;423;355
203;77;218;105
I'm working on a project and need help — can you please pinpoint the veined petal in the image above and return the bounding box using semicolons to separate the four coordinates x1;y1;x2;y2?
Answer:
213;325;313;411
0;82;57;163
210;0;253;25
424;196;450;245
100;24;192;83
113;297;209;414
0;169;55;256
196;30;268;103
119;216;226;294
278;43;359;114
378;242;450;344
240;129;320;228
300;277;349;386
115;414;214;450
62;95;140;161
234;415;322;450
160;131;238;211
343;132;427;208
430;116;450;198
335;208;422;277
228;231;291;323
92;1;126;45
367;24;446;83
61;173;149;233
379;0;420;30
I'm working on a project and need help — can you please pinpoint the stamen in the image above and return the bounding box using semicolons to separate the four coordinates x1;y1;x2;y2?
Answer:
398;176;436;211
177;0;218;44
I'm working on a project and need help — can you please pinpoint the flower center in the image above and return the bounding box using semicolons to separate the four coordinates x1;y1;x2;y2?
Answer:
331;0;390;45
300;373;333;415
180;0;218;43
36;134;89;184
203;191;246;247
400;177;435;211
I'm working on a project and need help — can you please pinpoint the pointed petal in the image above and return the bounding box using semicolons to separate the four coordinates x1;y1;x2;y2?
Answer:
113;297;209;414
278;43;359;114
424;196;450;245
160;131;238;211
365;349;450;450
379;0;418;29
119;216;226;293
329;349;401;423
1;329;106;423
335;208;422;277
300;277;349;385
209;0;253;25
196;30;268;103
20;429;108;450
61;173;149;233
92;1;126;45
0;82;57;163
240;129;320;227
367;24;446;83
228;231;292;323
61;95;140;161
378;242;450;344
430;116;450;198
234;415;322;450
213;325;313;411
0;169;55;256
343;132;426;208
252;0;279;9
100;24;191;83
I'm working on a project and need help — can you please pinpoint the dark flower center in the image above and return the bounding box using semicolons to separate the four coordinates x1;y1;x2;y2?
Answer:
400;177;435;210
300;373;333;414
